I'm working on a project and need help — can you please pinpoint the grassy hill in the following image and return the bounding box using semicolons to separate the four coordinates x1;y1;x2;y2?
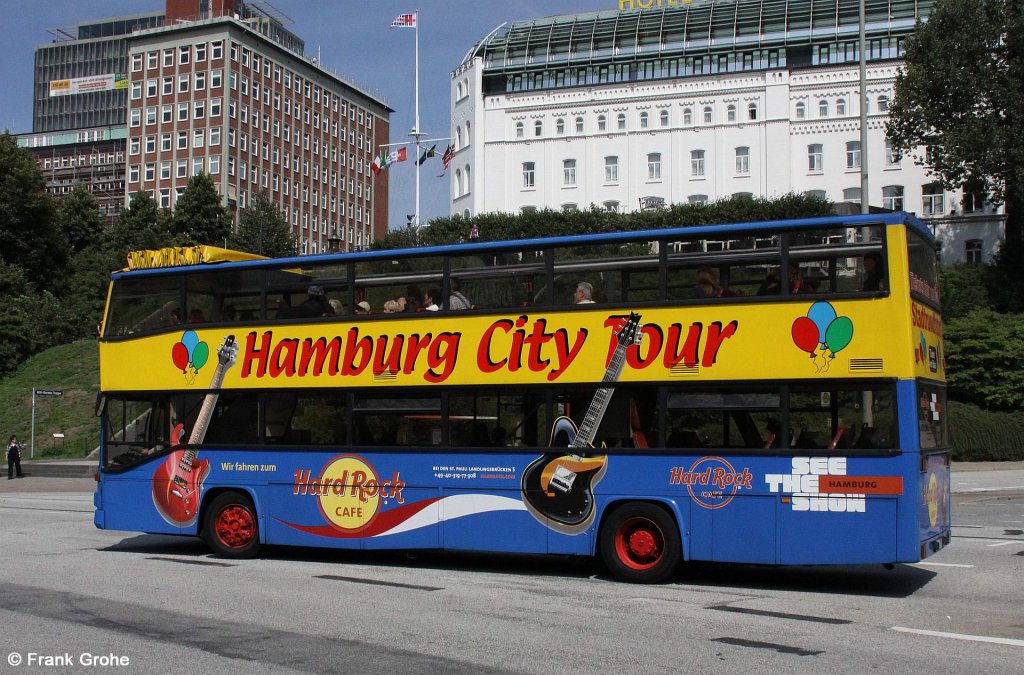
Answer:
0;340;100;459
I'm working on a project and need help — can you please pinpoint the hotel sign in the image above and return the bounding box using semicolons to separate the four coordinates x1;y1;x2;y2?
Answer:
618;0;693;10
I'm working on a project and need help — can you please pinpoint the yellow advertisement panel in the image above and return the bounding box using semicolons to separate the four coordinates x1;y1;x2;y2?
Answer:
100;298;917;392
911;300;945;380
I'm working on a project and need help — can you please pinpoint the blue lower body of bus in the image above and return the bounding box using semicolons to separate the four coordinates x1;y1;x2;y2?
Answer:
95;444;951;578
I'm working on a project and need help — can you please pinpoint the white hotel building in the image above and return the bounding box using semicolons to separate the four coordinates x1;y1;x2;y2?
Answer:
450;0;1005;263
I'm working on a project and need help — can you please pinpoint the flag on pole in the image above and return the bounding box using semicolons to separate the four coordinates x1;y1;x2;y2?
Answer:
371;151;388;176
417;144;437;166
393;147;408;163
371;147;409;176
391;13;417;28
439;143;455;176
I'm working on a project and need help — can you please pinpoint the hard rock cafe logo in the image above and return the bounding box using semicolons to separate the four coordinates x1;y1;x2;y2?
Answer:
292;455;405;533
669;456;752;509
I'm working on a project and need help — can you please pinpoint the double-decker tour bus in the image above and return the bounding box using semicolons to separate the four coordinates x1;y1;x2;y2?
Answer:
94;212;950;582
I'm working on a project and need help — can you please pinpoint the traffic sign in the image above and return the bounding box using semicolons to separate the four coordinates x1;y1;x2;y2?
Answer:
35;389;64;397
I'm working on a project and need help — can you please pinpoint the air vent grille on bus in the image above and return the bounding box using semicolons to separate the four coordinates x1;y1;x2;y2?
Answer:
848;358;884;372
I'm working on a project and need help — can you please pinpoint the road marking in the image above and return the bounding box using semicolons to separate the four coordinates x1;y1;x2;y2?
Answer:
960;486;1024;492
892;627;1024;648
911;562;974;568
986;541;1016;547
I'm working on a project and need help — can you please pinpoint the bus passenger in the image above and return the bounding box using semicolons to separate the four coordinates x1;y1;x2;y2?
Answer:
404;286;423;312
448;278;471;310
862;252;886;291
383;300;400;313
574;282;595;304
328;299;345;315
188;309;206;323
356;301;371;314
692;267;724;299
299;285;333;317
423;288;441;311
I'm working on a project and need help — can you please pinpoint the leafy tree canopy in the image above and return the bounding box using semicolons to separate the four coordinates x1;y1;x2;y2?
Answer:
171;172;232;246
58;184;105;254
229;192;297;258
887;0;1024;259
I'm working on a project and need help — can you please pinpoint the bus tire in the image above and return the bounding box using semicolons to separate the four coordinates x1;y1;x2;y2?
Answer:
203;491;260;559
599;502;680;584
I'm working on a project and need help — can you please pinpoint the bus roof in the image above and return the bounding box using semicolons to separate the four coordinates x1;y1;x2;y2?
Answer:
112;211;931;279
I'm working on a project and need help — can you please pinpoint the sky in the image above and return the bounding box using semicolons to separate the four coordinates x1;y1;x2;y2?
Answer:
0;0;620;228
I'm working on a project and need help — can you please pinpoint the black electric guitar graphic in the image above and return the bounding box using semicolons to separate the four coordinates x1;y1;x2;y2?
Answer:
521;313;642;531
152;335;237;527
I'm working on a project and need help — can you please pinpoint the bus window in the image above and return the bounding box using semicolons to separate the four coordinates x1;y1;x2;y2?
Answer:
267;264;348;319
553;387;637;449
664;389;781;449
907;228;939;304
103;396;168;469
917;382;948;449
552;241;659;306
203;392;261;446
185;269;267;323
449;390;549;448
353;394;441;447
789;387;896;450
449;250;544;311
105;276;183;336
263;392;348;446
354;256;443;314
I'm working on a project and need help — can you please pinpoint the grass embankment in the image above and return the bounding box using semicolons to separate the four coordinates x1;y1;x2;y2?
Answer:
0;340;100;459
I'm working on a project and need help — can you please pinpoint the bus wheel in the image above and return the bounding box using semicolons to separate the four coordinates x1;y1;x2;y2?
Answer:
204;492;260;559
600;503;680;583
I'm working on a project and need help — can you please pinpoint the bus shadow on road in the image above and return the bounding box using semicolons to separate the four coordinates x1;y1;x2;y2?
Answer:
676;561;937;598
99;535;936;596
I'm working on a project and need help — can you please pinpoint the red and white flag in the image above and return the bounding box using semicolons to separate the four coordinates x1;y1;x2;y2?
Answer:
441;144;454;170
391;13;417;29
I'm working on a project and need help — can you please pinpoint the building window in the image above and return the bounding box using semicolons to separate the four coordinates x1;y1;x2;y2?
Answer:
688;194;708;205
836;98;847;116
598;115;607;131
563;159;576;186
129;165;139;183
605;156;619;183
129;138;140;155
735;146;750;175
561;203;578;212
963;180;987;213
922;183;945;216
660;109;669;127
703;106;713;123
846;141;861;169
843;187;862;204
454;169;462;197
575;116;584;133
683;107;693;125
603;200;619;213
647;153;662;180
748;102;758;120
147;51;157;70
819;100;829;117
131;53;142;72
639;111;649;129
534;120;543;137
617;113;626;130
727;104;737;122
795;101;806;119
556;118;565;135
131;82;142;100
691;149;705;177
515;122;524;138
877;95;890;112
965;239;983;264
808;144;823;172
882;185;905;211
805;190;827;200
162;49;173;68
522;161;535;188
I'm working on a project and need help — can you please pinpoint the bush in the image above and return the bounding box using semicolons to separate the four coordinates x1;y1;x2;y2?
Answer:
949;400;1024;461
944;310;1024;410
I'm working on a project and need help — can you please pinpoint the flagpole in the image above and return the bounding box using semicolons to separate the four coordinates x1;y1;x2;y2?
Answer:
412;10;423;233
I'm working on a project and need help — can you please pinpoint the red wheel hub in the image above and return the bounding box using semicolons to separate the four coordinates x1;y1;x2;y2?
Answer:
215;505;256;549
615;517;664;570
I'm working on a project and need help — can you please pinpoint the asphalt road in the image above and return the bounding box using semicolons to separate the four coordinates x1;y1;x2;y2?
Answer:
0;472;1020;675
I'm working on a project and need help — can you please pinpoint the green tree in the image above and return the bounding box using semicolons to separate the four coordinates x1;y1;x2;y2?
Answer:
58;184;105;254
0;133;66;291
171;173;232;246
944;310;1024;411
887;0;1024;269
229;192;296;257
108;190;171;254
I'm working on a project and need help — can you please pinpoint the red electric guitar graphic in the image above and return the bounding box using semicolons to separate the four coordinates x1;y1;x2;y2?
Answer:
152;335;237;527
521;313;642;532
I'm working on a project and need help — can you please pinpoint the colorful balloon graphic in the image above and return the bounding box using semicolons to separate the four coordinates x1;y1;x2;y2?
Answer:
824;316;854;355
807;301;837;344
171;330;210;378
791;316;820;357
792;302;855;367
